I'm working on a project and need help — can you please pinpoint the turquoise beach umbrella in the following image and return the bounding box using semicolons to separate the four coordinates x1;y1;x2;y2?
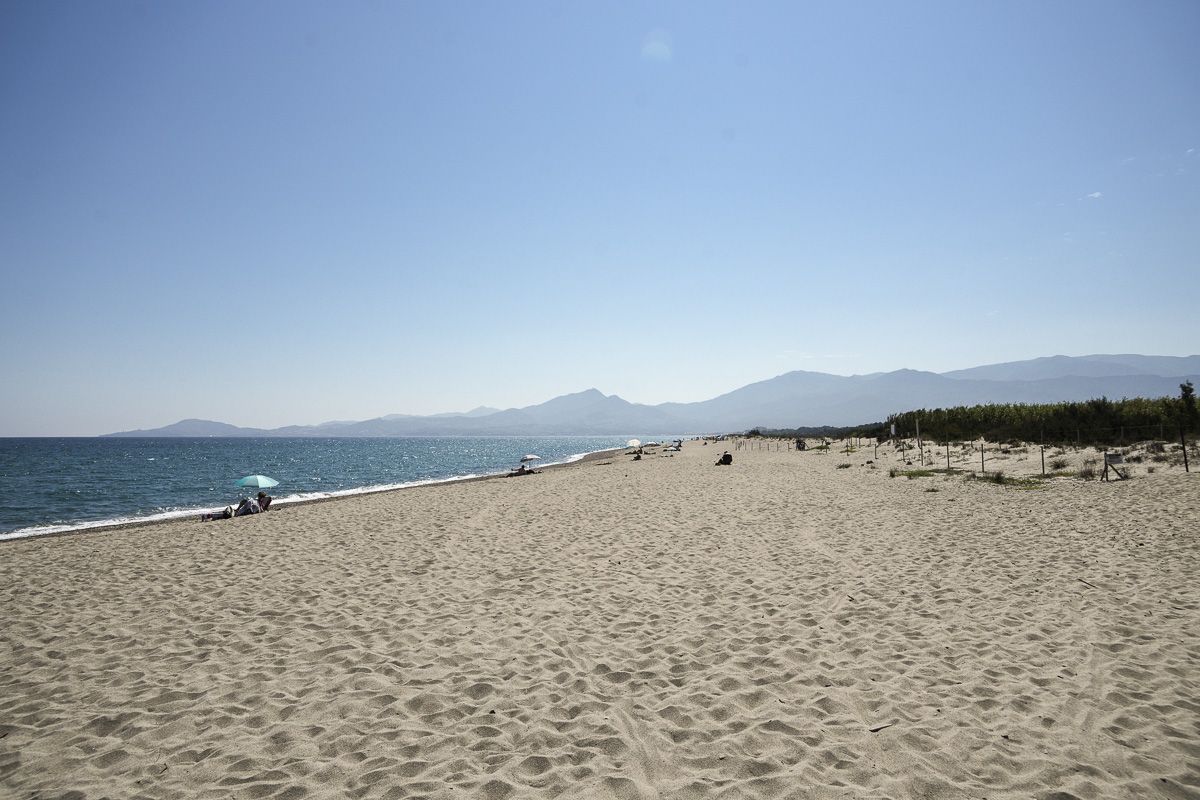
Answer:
236;474;279;489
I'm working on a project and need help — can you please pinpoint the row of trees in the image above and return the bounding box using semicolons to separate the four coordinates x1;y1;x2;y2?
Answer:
884;382;1197;445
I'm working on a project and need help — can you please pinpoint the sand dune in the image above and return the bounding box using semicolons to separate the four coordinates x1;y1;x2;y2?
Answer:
1;439;1197;799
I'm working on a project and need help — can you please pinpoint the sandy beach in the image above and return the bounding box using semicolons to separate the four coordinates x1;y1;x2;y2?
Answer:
1;439;1197;799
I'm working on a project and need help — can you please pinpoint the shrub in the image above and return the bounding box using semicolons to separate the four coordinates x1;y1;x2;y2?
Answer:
890;468;936;479
1049;457;1068;470
1078;464;1096;480
836;463;851;469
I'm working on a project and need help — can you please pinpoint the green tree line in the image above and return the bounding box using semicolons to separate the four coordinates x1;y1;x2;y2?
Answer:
883;382;1197;445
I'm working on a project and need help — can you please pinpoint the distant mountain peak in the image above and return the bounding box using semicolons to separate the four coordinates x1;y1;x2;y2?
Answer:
104;418;264;437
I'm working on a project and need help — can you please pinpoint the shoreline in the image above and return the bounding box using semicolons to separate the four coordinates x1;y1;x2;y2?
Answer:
0;444;627;546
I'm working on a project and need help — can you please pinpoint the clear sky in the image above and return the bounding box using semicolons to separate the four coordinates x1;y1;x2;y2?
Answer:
2;1;1197;435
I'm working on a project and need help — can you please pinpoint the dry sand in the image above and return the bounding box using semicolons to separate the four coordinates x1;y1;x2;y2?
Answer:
1;439;1198;799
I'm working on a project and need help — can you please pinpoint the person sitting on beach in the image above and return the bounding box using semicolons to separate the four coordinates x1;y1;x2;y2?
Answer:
508;464;539;477
234;496;261;517
715;451;732;466
256;491;273;511
200;506;234;521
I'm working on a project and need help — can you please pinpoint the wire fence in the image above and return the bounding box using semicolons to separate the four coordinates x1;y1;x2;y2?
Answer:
725;425;1196;474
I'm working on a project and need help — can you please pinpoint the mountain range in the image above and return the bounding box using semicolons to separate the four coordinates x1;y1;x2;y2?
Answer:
106;354;1200;437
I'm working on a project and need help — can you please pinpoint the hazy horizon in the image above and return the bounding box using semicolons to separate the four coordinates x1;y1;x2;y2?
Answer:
38;353;1200;436
3;2;1197;435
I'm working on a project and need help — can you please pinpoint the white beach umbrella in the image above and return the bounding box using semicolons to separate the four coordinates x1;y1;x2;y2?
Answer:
520;454;541;463
626;439;641;448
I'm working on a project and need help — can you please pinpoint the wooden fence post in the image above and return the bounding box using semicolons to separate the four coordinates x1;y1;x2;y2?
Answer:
1183;426;1191;473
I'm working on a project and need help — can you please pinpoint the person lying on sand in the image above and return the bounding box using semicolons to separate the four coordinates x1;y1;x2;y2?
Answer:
233;496;261;516
715;451;733;466
507;464;540;477
200;491;272;521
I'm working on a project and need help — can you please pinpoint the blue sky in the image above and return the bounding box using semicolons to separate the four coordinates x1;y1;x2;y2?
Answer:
2;1;1197;435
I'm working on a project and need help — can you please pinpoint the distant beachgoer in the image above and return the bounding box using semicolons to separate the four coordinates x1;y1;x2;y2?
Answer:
200;506;234;522
715;451;732;466
257;491;273;511
508;464;539;477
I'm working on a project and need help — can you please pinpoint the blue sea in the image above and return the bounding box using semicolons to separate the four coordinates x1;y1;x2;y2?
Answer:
0;436;657;540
